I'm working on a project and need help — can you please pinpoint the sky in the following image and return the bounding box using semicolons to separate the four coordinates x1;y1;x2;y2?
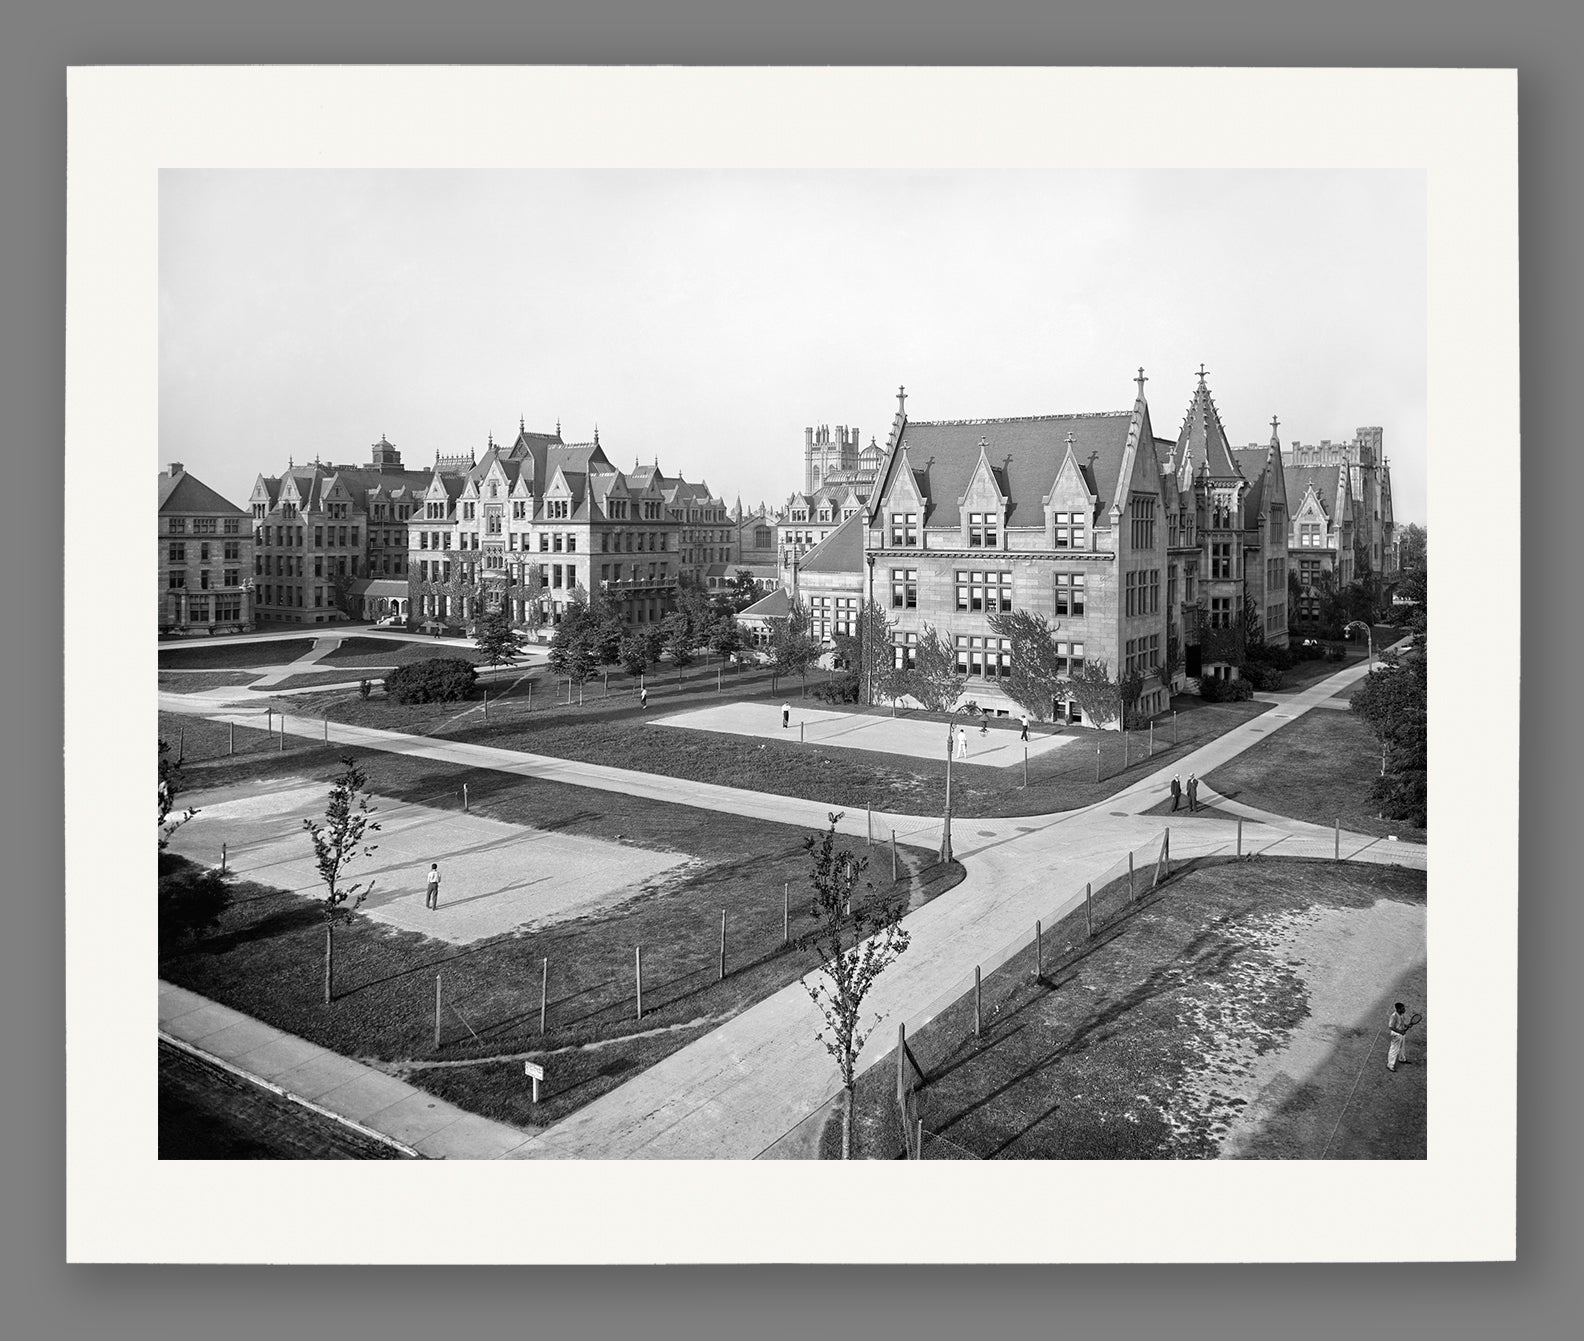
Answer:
160;169;1426;524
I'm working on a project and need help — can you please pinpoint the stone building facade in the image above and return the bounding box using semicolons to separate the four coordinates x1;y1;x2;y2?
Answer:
158;462;253;636
1273;427;1397;587
1283;462;1356;628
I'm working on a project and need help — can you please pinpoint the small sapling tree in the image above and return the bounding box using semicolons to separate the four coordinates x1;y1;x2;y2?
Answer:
303;756;381;1004
800;813;911;1160
473;606;524;671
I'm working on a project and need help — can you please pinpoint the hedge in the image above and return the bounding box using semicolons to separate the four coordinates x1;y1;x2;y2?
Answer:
384;657;477;704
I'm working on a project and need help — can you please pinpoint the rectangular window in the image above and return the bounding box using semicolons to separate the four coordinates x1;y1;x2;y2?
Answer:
1211;542;1233;580
552;564;563;588
1054;572;1085;617
1054;510;1086;549
1210;597;1233;628
967;512;998;548
893;632;919;671
890;567;918;609
167;571;186;589
889;512;918;547
1055;640;1086;675
168;543;186;562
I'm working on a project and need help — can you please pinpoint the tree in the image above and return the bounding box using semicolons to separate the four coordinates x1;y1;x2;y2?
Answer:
661;611;696;674
1398;522;1427;574
900;622;966;713
707;612;744;662
473;606;524;670
719;570;761;613
618;630;657;679
158;737;196;849
302;756;382;1004
799;813;911;1160
591;609;627;665
1065;658;1126;731
770;598;823;695
988;609;1065;721
1350;647;1428;827
833;600;898;707
548;601;599;682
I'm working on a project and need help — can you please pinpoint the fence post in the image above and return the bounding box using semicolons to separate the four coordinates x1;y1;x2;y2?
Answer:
1150;720;1154;757
1164;828;1170;879
866;805;873;846
719;908;727;980
1085;881;1094;939
278;719;285;752
527;679;532;711
1335;817;1340;862
916;1117;924;1161
1129;851;1135;903
463;782;469;813
635;945;643;1020
1024;747;1029;788
1173;710;1178;745
1237;817;1243;858
974;965;982;1037
1035;920;1042;980
540;957;548;1035
1094;745;1100;783
717;667;722;694
324;713;329;743
229;721;235;755
891;831;898;883
434;972;443;1049
896;1023;906;1112
483;689;488;720
800;722;805;744
783;883;789;946
220;842;227;874
266;707;272;734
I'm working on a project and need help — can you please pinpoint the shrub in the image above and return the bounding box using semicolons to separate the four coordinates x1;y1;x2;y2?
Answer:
1240;661;1286;692
159;851;234;943
384;657;477;704
1199;675;1254;703
813;673;861;704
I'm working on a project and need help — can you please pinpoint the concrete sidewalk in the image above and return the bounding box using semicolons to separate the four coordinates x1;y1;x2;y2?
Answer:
160;982;541;1159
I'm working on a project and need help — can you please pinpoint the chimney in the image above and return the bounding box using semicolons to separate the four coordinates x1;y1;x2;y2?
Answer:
168;462;184;477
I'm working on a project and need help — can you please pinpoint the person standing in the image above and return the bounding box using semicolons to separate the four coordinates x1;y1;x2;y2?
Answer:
955;724;968;759
781;702;791;729
1387;1002;1422;1071
425;862;441;910
1019;713;1030;743
1187;774;1198;811
1170;774;1182;812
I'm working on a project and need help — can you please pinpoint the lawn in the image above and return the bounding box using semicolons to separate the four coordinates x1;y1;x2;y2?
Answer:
158;742;963;1130
158;638;314;670
158;670;262;693
294;670;1270;820
846;856;1426;1160
1194;708;1425;843
320;637;494;669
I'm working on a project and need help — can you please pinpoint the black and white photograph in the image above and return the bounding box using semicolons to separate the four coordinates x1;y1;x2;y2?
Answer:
65;66;1516;1264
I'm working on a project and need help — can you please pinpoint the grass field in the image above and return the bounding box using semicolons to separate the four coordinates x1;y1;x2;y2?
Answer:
158;670;263;693
158;638;315;670
848;857;1426;1160
1195;710;1426;843
320;637;494;669
291;672;1268;820
158;741;963;1130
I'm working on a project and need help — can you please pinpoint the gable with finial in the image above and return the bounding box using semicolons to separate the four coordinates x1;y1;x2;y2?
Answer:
1042;430;1099;539
957;436;1009;544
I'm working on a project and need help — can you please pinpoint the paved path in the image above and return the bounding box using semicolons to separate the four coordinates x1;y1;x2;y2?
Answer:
157;647;1422;1158
159;982;543;1159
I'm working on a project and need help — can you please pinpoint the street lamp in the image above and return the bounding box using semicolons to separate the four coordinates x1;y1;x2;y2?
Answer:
1344;620;1374;674
864;552;877;708
939;699;981;864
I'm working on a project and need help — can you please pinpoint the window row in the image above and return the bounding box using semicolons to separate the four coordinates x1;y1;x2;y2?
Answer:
1124;568;1161;618
1123;633;1161;680
955;569;1013;613
167;517;239;535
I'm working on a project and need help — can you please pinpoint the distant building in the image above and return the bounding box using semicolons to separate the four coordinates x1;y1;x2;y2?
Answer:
159;462;253;636
247;435;432;626
778;420;885;580
1283;461;1356;628
1268;428;1397;586
729;502;780;592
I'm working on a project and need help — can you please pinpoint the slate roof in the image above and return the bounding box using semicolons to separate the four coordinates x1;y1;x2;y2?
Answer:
159;468;246;516
797;511;865;576
738;586;791;621
1174;378;1243;480
880;410;1138;530
1232;448;1270;522
1285;464;1346;521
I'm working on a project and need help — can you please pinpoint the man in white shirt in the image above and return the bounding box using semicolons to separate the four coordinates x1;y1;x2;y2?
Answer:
1386;1002;1421;1070
425;862;441;911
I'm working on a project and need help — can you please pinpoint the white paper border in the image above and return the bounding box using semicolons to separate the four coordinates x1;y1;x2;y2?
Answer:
66;66;1517;1263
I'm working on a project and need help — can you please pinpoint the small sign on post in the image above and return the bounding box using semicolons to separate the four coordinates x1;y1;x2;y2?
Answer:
523;1060;544;1103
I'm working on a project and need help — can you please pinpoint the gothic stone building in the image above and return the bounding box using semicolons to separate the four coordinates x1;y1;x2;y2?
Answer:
246;435;430;626
405;425;682;634
158;462;253;636
862;372;1291;726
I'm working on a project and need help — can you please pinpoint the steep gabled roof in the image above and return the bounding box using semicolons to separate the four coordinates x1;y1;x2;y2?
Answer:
797;511;865;576
879;409;1137;530
159;468;247;515
1175;374;1243;481
1286;464;1346;522
1232;448;1270;523
738;586;791;621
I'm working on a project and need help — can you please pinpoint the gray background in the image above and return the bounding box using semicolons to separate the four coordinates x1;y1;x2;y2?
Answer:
2;1;1573;1337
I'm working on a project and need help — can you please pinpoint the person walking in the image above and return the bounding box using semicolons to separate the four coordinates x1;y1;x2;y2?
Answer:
955;724;968;759
1187;774;1198;811
781;702;791;729
425;862;441;910
639;686;648;710
1170;774;1182;813
1386;1002;1422;1071
1019;713;1030;743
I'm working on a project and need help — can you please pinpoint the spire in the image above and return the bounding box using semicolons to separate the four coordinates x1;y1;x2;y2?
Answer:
1136;366;1148;397
520;414;525;433
897;384;907;412
1270;414;1281;446
593;423;600;447
556;417;561;437
1197;362;1210;385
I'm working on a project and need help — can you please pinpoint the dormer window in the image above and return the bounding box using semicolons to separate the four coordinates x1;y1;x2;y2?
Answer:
889;512;917;547
462;502;476;521
548;499;570;520
967;512;997;548
1053;511;1085;549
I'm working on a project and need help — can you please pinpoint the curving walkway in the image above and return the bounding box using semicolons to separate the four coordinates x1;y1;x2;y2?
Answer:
157;646;1422;1158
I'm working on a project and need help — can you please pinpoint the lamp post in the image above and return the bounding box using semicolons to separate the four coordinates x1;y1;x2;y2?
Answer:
1345;620;1374;674
864;552;877;707
939;700;980;864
